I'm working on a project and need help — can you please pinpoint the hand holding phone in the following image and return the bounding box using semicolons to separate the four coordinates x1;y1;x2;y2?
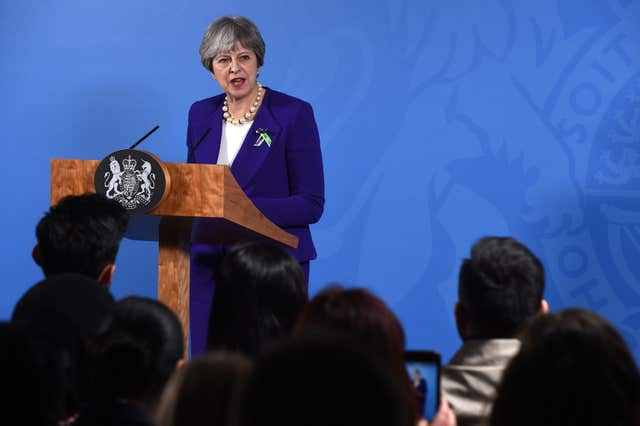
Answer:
405;350;441;422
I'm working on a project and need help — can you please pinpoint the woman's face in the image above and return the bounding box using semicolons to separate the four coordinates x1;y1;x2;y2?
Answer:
211;41;259;101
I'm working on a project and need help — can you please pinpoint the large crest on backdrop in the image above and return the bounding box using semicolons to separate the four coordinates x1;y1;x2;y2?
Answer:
94;149;168;215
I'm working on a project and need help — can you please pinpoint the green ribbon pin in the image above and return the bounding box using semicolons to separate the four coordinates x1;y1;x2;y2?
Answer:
260;130;272;147
255;129;272;147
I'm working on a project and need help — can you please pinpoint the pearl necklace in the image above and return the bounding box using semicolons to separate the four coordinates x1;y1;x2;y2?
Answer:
222;83;263;125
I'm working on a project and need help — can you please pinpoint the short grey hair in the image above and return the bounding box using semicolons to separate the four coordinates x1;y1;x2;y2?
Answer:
199;16;266;72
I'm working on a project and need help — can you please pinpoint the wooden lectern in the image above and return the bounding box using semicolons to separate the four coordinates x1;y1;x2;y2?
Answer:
50;158;298;356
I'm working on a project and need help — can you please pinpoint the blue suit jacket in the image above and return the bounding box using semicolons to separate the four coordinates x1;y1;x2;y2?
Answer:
186;88;324;355
186;88;325;262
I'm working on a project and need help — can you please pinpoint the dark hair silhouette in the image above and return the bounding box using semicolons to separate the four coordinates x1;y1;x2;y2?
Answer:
35;193;128;279
237;332;411;426
206;242;307;357
295;285;417;423
490;308;640;426
156;351;251;426
84;296;183;421
458;236;545;337
0;322;63;426
296;285;405;374
11;274;115;420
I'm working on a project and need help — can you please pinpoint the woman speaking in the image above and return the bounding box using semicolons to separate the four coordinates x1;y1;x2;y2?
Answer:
186;16;324;355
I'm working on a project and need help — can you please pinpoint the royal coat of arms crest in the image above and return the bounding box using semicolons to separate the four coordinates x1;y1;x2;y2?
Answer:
94;150;167;214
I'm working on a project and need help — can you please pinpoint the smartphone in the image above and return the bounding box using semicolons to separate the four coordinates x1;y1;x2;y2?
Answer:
405;350;441;421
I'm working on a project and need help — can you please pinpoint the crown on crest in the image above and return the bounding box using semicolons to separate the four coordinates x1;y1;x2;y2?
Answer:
122;155;137;171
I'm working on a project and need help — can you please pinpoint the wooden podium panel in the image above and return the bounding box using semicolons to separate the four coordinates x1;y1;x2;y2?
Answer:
50;158;298;357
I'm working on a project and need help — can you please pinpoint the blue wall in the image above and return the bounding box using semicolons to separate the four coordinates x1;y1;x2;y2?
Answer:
3;0;640;362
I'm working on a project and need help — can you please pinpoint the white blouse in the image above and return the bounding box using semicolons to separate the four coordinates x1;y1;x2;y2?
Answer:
216;121;253;166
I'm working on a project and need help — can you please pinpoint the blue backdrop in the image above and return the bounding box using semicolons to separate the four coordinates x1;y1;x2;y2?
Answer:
2;0;640;362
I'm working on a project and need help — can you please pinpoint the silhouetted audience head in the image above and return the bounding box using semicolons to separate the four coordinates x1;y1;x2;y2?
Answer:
82;296;184;425
33;193;129;287
237;332;411;426
456;236;547;339
489;308;640;426
0;322;62;426
156;351;251;426
295;285;417;422
297;285;405;373
206;241;307;357
11;274;115;420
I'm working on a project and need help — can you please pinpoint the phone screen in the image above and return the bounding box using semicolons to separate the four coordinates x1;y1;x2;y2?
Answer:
405;350;440;421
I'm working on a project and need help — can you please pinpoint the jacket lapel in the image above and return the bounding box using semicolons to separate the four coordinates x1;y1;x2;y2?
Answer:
231;89;281;189
202;98;224;164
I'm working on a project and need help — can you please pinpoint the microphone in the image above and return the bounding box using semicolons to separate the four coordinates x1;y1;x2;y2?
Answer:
188;128;211;163
129;125;160;149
